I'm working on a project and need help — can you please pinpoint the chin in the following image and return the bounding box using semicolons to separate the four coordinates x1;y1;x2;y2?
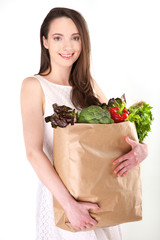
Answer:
61;59;78;68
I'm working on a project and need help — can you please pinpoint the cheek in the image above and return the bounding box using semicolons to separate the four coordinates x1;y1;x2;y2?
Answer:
73;39;81;49
48;41;61;52
52;45;60;52
76;43;82;54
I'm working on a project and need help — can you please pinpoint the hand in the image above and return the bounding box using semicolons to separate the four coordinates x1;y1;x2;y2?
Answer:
65;200;100;231
113;136;148;177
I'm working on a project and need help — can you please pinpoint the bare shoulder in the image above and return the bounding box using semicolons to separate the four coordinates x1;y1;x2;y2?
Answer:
20;76;44;103
20;76;44;115
21;76;42;93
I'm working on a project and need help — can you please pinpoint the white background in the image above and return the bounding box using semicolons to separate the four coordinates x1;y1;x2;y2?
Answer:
0;0;160;239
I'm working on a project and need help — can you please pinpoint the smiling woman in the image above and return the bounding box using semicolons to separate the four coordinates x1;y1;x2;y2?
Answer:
20;7;123;240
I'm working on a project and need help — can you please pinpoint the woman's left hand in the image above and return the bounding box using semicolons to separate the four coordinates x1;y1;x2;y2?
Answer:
113;136;148;177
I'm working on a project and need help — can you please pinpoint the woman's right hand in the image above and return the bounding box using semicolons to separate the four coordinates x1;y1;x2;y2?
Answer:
65;200;100;231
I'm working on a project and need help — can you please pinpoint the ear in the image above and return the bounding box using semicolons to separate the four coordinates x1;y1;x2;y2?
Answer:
42;36;49;49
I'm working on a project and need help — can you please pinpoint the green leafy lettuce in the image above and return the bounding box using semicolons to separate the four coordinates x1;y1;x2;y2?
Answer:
126;102;153;142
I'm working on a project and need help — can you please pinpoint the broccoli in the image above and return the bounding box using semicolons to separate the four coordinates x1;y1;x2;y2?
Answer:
77;105;114;124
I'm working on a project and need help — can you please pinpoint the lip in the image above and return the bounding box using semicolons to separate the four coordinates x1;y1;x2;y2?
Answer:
59;53;74;60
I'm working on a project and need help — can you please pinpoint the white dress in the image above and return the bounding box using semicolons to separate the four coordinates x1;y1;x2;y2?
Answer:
33;74;122;240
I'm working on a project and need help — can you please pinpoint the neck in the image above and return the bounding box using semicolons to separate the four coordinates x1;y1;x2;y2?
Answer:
43;64;72;86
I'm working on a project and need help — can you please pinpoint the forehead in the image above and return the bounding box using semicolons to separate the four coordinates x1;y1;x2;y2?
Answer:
49;17;79;34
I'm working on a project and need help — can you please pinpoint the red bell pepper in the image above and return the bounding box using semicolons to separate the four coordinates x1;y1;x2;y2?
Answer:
109;107;129;123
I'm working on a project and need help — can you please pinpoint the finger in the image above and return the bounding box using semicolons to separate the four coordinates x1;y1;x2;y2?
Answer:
116;166;128;176
90;217;98;226
122;170;128;177
113;152;130;165
85;223;93;229
74;226;80;231
115;158;138;176
84;202;100;211
114;160;129;174
125;136;137;148
80;226;87;231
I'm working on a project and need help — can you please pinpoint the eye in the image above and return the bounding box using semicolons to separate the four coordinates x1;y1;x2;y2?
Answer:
54;36;62;41
72;36;80;41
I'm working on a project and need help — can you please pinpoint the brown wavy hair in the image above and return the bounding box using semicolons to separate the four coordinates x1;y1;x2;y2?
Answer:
38;7;102;110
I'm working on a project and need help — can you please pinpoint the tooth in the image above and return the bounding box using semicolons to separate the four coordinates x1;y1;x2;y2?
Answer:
61;54;72;57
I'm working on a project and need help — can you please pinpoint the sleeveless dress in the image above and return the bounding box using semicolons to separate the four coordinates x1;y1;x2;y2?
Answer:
33;74;122;240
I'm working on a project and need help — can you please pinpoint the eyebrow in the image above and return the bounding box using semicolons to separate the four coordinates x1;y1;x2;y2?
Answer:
52;33;80;36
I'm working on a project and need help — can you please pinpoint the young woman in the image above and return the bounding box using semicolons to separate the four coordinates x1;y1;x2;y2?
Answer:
20;7;148;240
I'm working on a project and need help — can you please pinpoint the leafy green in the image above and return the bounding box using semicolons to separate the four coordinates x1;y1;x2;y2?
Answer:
126;103;153;142
77;105;114;124
100;94;128;114
108;98;123;108
45;103;77;128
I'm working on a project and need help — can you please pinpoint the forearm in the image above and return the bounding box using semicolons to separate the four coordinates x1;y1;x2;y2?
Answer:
26;149;76;211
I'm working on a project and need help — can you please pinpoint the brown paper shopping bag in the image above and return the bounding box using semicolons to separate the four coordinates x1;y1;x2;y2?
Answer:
53;121;142;232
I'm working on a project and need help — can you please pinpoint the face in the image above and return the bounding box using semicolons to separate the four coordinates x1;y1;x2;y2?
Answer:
43;17;82;68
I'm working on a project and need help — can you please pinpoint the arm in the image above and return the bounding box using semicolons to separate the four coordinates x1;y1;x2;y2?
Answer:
20;77;99;230
20;77;75;210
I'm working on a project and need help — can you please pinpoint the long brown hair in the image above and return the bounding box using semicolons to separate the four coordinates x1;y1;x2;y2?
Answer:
38;7;102;110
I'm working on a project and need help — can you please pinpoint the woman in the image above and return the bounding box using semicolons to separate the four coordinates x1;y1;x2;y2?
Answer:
20;7;148;240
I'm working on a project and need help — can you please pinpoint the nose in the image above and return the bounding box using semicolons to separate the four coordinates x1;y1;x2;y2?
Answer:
62;39;73;51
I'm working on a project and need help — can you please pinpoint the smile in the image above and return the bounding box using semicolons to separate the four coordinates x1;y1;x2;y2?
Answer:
59;53;74;60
